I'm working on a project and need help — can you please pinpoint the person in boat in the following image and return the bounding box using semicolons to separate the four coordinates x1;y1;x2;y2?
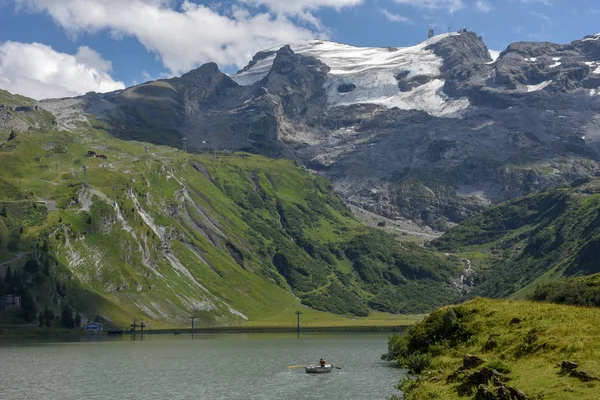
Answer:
319;358;326;367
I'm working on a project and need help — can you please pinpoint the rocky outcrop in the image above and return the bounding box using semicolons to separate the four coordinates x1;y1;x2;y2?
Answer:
560;360;599;382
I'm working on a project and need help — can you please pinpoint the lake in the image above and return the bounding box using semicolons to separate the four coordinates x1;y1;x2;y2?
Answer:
0;333;405;399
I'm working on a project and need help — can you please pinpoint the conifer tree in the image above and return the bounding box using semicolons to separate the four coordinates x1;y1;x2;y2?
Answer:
19;289;37;322
4;266;12;292
60;305;75;329
43;306;54;327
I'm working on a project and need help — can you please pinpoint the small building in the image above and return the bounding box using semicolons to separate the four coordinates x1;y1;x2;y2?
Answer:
0;295;22;311
83;322;103;333
86;151;97;157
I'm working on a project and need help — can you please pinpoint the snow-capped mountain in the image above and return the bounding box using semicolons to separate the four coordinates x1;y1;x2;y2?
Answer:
232;34;471;117
37;31;600;231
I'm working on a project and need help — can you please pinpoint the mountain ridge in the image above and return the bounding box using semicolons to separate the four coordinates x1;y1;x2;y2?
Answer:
7;31;600;234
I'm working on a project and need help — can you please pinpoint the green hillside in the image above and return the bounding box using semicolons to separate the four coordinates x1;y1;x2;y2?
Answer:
0;93;463;329
532;273;600;307
431;180;600;299
384;298;600;400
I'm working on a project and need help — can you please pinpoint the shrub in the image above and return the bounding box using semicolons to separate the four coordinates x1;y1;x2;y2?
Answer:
401;353;432;374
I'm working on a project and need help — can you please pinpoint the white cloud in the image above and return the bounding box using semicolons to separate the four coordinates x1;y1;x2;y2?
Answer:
530;10;552;22
520;0;551;5
380;8;412;23
0;41;125;100
393;0;465;13
14;0;364;75
242;0;363;26
475;0;491;13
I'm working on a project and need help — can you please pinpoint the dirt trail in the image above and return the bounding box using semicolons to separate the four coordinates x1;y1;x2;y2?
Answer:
0;253;27;268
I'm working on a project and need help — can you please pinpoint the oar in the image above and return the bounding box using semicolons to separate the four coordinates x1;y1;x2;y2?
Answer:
288;365;309;368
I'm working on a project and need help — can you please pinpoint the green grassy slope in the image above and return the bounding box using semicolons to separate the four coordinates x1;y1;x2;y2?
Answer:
431;180;600;299
532;273;600;307
0;93;463;328
385;298;600;400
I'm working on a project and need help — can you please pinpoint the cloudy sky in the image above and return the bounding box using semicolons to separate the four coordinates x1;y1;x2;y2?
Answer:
0;0;598;100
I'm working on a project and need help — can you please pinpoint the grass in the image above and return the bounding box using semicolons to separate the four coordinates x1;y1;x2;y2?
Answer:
244;308;423;329
391;298;600;400
0;120;461;330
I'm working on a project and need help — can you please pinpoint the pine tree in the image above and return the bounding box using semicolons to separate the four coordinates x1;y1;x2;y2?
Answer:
43;258;50;276
75;312;81;327
43;306;54;327
24;259;40;275
19;289;37;322
0;205;6;217
60;305;75;329
4;266;12;292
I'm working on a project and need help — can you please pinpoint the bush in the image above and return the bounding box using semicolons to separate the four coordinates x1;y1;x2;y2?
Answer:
382;307;475;369
401;353;432;374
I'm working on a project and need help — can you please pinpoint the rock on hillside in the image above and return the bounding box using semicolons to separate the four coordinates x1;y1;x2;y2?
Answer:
38;31;600;231
0;89;56;133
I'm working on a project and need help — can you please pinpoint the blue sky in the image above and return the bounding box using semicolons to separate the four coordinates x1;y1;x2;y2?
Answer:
0;0;598;99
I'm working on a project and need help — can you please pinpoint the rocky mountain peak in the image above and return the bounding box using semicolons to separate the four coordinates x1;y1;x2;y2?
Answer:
573;34;600;59
172;62;238;92
428;31;492;72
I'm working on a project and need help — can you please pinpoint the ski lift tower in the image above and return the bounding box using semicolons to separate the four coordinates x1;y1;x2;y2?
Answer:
82;165;89;187
181;137;188;153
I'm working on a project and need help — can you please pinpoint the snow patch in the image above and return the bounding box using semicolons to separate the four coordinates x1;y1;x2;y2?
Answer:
549;62;561;68
582;34;600;42
585;61;600;74
488;50;501;62
525;80;552;92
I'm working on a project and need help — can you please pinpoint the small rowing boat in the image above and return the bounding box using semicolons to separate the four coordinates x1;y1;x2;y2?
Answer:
305;364;333;373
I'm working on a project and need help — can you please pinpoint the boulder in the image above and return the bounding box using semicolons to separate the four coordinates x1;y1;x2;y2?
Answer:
560;360;578;371
464;354;486;369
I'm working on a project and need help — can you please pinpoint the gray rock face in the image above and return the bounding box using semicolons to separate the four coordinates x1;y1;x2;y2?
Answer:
40;32;600;232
